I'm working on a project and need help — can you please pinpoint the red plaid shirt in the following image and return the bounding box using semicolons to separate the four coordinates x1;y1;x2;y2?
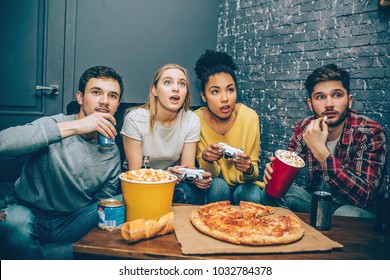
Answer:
289;109;387;209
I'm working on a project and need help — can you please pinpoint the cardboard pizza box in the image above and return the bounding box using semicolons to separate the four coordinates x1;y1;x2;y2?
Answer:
172;206;343;255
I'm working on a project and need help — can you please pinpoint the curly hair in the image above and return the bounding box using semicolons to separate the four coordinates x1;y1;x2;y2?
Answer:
194;50;238;93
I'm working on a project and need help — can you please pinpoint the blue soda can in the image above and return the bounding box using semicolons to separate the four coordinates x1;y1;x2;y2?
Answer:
98;133;114;146
98;120;114;146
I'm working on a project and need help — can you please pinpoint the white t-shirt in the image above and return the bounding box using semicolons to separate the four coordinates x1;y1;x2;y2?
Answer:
120;108;200;169
326;137;340;155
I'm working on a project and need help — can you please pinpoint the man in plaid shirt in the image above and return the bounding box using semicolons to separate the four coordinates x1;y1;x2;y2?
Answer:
263;64;387;217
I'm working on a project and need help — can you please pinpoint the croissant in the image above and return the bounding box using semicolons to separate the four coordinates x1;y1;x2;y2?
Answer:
121;211;174;243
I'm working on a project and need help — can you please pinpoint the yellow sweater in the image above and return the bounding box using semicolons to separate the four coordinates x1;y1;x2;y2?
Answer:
195;104;264;188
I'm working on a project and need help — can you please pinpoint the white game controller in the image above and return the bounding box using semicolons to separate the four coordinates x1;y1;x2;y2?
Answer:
218;142;244;159
177;168;205;182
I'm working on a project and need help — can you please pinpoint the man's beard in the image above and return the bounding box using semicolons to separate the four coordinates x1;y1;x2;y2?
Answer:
313;107;350;128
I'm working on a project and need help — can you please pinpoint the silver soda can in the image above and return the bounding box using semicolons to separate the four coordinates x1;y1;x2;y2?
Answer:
310;191;332;230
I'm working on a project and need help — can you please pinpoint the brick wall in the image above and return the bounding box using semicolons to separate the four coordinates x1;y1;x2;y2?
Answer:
217;0;389;183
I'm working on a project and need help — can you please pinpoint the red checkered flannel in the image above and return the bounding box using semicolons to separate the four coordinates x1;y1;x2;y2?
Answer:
288;110;387;208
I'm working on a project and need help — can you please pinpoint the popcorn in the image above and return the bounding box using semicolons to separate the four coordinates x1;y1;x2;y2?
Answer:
275;150;305;168
121;168;176;182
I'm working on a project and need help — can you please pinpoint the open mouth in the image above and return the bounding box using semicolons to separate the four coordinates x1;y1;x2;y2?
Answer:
170;95;180;103
220;105;230;114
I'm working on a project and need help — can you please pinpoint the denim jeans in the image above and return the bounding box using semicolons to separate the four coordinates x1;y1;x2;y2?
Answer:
262;183;375;218
173;177;263;205
0;202;99;259
172;180;229;205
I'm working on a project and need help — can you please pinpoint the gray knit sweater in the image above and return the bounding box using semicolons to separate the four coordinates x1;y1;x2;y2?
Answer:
0;114;121;214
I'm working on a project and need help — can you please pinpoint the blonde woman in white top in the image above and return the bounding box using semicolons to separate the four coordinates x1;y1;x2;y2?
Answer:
121;64;212;203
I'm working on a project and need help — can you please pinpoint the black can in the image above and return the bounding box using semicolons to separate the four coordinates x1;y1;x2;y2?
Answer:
375;184;390;234
310;191;332;230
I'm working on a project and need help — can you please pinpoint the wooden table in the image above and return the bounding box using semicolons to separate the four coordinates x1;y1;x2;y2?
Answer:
73;212;390;260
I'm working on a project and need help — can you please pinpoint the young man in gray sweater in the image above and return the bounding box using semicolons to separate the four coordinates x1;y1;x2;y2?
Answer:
0;66;124;259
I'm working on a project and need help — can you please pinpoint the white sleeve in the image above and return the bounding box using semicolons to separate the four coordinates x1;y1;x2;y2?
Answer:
120;109;147;141
184;111;200;143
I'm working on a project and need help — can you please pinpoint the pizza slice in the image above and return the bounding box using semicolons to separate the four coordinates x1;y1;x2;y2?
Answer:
239;201;274;219
198;200;239;219
242;215;305;245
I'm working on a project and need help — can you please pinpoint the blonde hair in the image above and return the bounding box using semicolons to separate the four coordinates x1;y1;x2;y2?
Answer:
138;64;192;132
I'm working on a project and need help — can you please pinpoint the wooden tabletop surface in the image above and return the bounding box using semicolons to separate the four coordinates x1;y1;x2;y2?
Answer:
73;211;390;260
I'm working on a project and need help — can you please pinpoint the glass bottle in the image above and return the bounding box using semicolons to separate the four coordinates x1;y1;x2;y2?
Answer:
141;156;151;169
375;183;390;234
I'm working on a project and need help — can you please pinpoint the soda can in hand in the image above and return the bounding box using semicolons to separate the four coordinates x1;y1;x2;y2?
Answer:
98;120;114;147
98;133;114;146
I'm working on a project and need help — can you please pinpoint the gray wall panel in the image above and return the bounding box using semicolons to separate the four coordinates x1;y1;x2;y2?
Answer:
73;0;219;105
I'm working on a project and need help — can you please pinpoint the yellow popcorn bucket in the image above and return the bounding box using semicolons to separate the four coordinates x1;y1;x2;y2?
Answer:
119;172;177;221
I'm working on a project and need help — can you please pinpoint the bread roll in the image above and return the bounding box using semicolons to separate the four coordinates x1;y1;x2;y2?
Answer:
121;220;131;241
129;219;145;242
144;219;160;238
157;211;174;235
121;212;174;243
